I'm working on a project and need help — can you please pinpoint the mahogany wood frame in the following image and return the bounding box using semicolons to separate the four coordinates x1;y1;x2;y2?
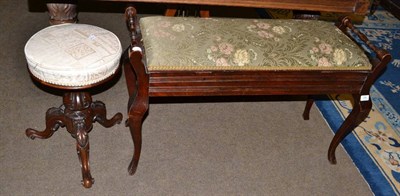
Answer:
123;6;391;175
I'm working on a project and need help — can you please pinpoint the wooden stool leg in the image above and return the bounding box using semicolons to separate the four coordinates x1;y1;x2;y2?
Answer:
328;94;372;164
63;92;95;188
303;96;314;120
26;107;66;139
76;141;93;188
92;101;123;128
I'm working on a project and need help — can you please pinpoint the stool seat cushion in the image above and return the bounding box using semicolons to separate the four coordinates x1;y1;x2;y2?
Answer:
25;23;122;87
140;16;372;71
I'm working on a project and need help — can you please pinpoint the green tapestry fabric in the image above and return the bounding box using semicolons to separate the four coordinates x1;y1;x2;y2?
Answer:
140;16;372;71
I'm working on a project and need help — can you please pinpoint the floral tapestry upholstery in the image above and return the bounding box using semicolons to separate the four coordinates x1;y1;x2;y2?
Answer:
140;16;372;71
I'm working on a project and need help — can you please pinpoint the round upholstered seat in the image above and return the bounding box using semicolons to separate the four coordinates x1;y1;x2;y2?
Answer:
25;23;122;87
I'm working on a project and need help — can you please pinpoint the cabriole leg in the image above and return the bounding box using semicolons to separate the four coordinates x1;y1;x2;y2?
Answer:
303;96;314;120
26;107;65;140
125;80;148;175
126;113;146;175
77;141;94;188
328;94;372;164
92;101;123;128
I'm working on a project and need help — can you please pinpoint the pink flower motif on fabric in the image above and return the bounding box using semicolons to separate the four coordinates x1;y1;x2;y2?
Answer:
258;31;274;38
218;43;234;55
318;57;332;67
256;22;271;29
216;58;230;66
319;43;333;54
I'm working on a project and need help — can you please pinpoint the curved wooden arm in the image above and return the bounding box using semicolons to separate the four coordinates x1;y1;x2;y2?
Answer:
124;6;149;107
336;16;392;94
337;16;391;62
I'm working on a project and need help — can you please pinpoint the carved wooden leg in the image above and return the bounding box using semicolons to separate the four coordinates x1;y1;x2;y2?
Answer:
92;101;123;128
46;3;78;25
26;107;66;140
123;47;149;175
122;49;142;175
63;91;121;187
76;141;94;188
123;48;140;175
126;114;145;175
303;97;314;120
62;92;95;188
125;82;148;175
328;94;372;164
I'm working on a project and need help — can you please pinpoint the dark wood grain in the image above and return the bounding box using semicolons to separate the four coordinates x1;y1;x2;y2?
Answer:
94;0;370;14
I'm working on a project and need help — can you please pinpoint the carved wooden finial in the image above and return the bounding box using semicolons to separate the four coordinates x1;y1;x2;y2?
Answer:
125;6;140;46
125;6;137;33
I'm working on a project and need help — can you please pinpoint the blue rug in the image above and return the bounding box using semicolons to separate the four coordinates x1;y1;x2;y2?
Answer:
315;8;400;195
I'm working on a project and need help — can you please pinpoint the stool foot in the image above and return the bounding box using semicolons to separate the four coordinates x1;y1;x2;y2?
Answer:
26;107;65;140
77;142;94;188
128;156;139;175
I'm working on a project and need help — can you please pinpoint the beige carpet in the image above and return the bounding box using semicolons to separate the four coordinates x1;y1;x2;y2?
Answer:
0;1;372;195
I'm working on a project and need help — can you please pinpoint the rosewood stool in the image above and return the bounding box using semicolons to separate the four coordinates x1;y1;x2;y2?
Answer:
24;23;123;188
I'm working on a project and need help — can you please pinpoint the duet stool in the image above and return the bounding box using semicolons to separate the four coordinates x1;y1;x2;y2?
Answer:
123;7;391;176
24;23;123;188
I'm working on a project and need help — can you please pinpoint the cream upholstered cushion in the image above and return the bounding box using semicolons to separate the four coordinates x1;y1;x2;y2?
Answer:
25;23;122;87
140;16;372;71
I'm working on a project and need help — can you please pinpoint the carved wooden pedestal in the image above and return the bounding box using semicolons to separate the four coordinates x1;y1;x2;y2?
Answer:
26;91;123;188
